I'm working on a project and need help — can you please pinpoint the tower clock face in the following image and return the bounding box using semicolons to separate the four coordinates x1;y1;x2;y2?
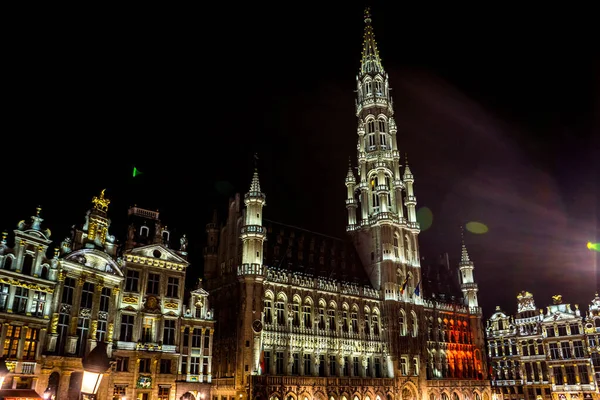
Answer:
252;320;263;333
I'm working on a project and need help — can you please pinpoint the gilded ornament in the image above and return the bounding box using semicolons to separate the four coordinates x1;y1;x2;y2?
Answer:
123;296;138;304
51;314;59;334
164;302;178;309
107;322;114;339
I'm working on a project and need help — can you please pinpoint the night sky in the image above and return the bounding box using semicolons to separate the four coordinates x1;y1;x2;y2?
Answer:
3;3;598;319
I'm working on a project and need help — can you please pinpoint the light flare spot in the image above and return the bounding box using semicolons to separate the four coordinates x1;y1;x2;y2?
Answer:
466;221;489;234
416;207;433;231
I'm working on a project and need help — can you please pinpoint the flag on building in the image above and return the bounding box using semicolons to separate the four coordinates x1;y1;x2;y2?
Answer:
400;272;410;294
259;346;266;374
414;278;421;296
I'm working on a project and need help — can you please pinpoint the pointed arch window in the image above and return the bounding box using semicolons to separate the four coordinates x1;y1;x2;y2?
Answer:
393;235;400;258
372;192;380;213
380;133;387;149
374;80;382;94
367;120;376;133
364;81;372;95
399;312;407;336
378;119;386;132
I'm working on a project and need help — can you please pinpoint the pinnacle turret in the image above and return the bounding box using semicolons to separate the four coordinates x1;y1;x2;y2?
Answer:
360;7;384;77
459;226;479;309
460;227;472;264
249;169;261;194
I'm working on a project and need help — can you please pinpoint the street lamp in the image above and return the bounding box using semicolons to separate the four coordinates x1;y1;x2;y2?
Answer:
81;342;110;399
0;358;9;389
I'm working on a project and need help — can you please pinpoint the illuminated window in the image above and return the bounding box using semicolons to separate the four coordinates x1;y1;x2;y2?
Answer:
22;328;39;361
30;291;46;317
367;120;375;133
3;325;21;357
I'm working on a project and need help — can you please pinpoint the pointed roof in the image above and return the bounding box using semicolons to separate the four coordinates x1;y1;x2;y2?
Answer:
360;7;384;77
249;168;262;193
459;226;473;266
345;158;356;184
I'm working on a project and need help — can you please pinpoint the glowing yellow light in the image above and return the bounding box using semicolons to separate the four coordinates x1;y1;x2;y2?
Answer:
466;221;489;234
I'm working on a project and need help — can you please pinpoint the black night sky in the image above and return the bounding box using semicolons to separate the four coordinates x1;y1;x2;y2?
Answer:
2;3;599;319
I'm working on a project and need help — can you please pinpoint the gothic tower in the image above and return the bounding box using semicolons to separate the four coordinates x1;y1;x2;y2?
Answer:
236;168;267;390
345;6;425;379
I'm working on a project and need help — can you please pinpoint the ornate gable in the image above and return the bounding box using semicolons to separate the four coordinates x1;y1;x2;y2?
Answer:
63;248;123;276
124;244;189;271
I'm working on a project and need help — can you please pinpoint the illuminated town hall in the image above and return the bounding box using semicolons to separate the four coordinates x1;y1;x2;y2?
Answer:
204;8;491;400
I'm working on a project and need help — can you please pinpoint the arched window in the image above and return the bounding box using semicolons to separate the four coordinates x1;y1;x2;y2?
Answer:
3;256;13;270
393;235;400;258
441;394;449;400
364;80;372;95
303;299;312;329
41;266;49;280
412;312;418;337
595;318;600;328
399;311;406;336
374;80;382;94
140;226;149;237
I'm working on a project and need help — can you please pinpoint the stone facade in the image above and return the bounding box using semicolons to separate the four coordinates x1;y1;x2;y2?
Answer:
204;8;491;400
486;291;600;400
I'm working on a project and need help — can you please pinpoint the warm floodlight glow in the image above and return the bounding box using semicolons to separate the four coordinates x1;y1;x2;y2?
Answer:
81;370;103;395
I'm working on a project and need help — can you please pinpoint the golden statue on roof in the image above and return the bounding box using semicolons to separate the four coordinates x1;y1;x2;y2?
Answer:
92;189;111;212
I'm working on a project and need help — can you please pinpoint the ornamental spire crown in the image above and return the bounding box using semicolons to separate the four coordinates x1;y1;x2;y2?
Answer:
459;226;473;265
360;7;384;77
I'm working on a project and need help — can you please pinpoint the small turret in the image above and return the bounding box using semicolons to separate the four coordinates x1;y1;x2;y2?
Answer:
240;164;267;273
403;154;418;228
345;159;358;231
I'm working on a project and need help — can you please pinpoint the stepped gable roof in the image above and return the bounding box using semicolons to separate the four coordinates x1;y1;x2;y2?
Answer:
263;219;371;287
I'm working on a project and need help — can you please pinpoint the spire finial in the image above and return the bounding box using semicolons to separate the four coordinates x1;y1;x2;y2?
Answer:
36;206;42;216
405;152;409;166
360;6;383;76
460;225;471;263
253;152;259;170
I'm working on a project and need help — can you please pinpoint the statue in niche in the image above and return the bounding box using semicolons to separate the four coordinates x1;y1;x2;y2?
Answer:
180;234;188;252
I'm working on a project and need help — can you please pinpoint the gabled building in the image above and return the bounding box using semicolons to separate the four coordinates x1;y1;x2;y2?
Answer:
42;190;125;400
110;205;214;400
487;291;600;400
0;207;57;396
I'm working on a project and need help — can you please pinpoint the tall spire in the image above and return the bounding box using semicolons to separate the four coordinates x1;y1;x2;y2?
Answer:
360;7;384;77
460;225;471;263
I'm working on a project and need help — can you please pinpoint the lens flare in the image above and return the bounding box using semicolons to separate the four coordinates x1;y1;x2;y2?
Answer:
587;242;600;252
416;207;433;231
466;221;489;234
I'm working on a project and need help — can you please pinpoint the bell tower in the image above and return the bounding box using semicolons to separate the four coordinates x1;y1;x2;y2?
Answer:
346;7;421;298
236;166;267;395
